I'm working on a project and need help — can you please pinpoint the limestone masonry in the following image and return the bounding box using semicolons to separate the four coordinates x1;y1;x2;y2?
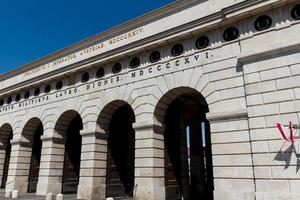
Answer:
0;0;300;199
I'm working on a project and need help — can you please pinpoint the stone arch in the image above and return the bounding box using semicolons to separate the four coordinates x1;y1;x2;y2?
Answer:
54;110;83;138
154;86;209;127
0;123;13;138
0;123;13;189
21;117;43;141
54;110;83;194
21;117;44;193
96;100;132;133
153;86;214;200
96;100;136;198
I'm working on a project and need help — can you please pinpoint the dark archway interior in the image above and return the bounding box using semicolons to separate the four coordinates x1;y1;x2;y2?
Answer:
106;104;135;198
164;94;213;200
28;123;43;193
62;114;83;194
1;131;12;189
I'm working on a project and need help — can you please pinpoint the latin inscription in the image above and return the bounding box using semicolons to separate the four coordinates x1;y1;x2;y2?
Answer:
2;52;203;114
24;28;144;77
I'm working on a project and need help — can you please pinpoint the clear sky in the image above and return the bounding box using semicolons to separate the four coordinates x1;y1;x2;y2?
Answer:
0;0;174;74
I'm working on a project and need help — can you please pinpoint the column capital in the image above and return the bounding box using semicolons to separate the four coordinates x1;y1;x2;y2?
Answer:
10;137;30;146
40;134;64;144
133;122;165;134
80;130;107;140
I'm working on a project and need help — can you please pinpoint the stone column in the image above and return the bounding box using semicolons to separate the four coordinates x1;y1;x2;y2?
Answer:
133;123;165;200
36;135;65;196
77;130;108;200
6;138;32;194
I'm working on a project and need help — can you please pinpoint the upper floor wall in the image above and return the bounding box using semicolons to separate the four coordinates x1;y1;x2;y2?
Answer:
0;0;281;93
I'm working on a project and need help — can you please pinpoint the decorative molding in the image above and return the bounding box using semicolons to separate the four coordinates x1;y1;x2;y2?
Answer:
133;122;165;133
40;135;64;144
206;109;248;122
80;130;108;140
238;40;300;64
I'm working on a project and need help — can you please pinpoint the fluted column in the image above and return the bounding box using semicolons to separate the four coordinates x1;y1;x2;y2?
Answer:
133;122;166;200
77;130;108;200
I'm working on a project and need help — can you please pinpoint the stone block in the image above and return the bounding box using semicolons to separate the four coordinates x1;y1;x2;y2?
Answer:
244;73;260;84
246;94;263;106
210;97;246;113
215;76;244;90
264;113;298;127
12;190;19;199
290;180;300;193
290;63;300;76
135;138;164;149
254;167;272;178
279;100;300;114
214;179;255;192
276;75;300;90
46;193;53;200
220;87;245;100
5;190;11;198
210;119;248;133
248;103;280;118
251;141;269;153
135;157;164;168
56;194;63;200
260;66;290;81
255;180;289;193
213;155;252;166
246;80;276;95
263;89;294;104
249;117;266;129
213;167;253;178
212;142;251;154
211;130;250;144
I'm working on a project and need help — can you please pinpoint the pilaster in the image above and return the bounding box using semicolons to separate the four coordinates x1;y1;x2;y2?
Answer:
5;137;32;194
36;135;65;196
133;122;166;200
77;130;108;200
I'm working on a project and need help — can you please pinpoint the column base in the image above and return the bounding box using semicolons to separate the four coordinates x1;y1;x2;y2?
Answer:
6;178;28;195
77;183;106;200
135;185;165;200
36;177;62;196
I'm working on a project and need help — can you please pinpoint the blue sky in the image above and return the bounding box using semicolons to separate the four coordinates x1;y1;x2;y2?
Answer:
0;0;174;74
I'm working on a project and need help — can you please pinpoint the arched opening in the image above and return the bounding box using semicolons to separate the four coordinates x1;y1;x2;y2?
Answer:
55;110;83;194
155;87;214;200
97;101;135;198
0;124;13;189
22;118;43;193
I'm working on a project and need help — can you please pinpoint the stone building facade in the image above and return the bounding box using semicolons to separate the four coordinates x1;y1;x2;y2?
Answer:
0;0;300;199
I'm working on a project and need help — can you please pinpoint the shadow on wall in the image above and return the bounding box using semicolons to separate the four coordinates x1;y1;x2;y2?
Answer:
274;144;300;173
